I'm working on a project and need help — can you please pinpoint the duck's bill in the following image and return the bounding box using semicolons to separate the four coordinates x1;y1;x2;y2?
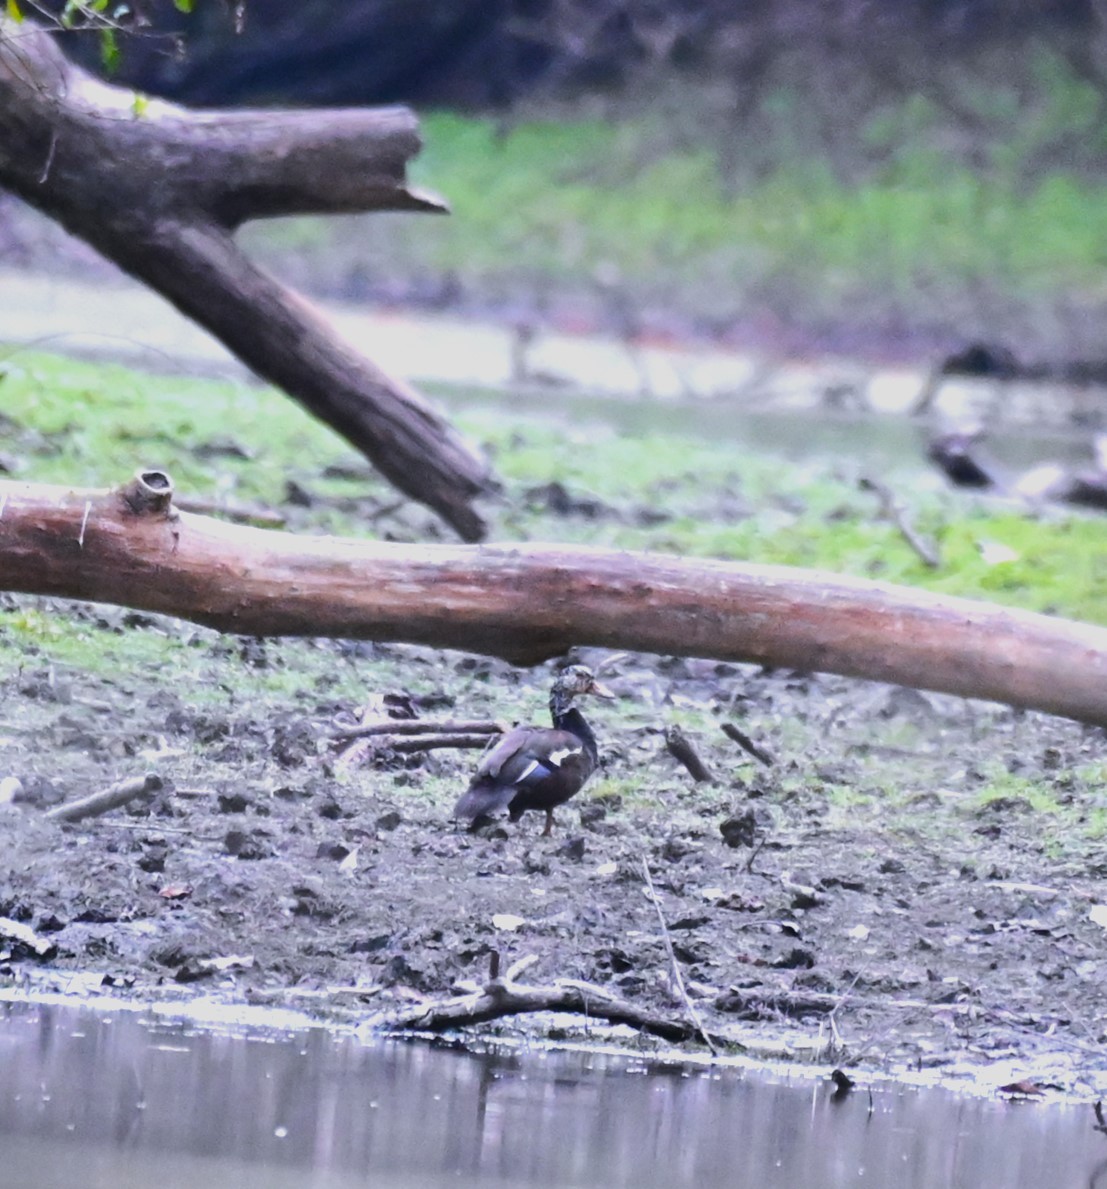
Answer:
588;679;617;699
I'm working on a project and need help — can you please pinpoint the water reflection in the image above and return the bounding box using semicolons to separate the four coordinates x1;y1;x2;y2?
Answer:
0;999;1102;1189
446;387;1098;481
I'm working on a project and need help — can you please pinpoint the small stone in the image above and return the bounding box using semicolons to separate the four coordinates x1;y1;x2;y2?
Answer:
773;946;816;970
137;845;168;874
579;803;607;828
719;810;757;848
558;836;586;862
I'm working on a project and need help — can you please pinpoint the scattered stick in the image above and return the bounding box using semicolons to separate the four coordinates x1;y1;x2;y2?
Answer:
859;476;941;569
715;983;1043;1024
745;833;769;874
332;719;503;741
368;733;500;753
334;730;498;769
716;986;875;1019
641;858;718;1055
45;772;163;823
1094;1100;1107;1137
174;495;287;529
0;916;57;959
663;725;715;783
721;722;775;767
364;957;732;1049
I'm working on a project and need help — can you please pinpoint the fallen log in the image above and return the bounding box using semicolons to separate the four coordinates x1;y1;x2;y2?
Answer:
0;20;490;540
5;470;1107;727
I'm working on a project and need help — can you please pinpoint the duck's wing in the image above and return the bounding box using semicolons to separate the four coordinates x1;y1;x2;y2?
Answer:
454;727;586;821
453;781;519;822
478;727;585;785
473;725;539;782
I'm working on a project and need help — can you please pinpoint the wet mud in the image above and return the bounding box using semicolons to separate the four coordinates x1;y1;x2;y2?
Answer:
2;615;1105;1091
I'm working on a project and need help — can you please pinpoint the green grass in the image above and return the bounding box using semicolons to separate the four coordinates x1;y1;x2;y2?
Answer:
241;54;1107;347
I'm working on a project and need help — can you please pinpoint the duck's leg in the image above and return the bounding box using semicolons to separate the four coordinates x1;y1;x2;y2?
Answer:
542;810;556;837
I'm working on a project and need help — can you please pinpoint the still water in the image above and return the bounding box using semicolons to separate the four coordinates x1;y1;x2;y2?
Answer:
0;998;1103;1189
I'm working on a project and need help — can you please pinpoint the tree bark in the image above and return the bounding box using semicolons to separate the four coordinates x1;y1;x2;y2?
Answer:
5;470;1107;727
0;21;491;540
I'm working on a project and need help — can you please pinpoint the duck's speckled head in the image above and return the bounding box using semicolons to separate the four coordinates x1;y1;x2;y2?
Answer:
550;665;616;710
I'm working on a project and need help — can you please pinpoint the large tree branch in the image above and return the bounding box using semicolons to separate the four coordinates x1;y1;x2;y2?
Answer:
0;21;490;541
5;471;1107;727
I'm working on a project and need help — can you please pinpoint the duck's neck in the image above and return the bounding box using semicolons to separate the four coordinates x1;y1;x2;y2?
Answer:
549;697;599;761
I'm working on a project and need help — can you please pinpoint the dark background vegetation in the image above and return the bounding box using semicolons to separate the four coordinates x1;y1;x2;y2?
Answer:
56;1;1107;164
53;1;1105;113
18;0;1107;358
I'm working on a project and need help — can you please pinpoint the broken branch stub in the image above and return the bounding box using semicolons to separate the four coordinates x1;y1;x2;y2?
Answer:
6;472;1107;728
0;21;490;540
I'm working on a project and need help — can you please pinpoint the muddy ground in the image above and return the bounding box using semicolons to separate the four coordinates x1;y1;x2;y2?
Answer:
1;599;1105;1092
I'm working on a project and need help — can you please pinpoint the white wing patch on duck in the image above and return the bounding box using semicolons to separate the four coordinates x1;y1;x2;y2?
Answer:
547;746;582;767
514;759;541;783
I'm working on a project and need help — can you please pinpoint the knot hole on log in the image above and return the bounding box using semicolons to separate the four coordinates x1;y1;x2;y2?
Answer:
121;469;175;518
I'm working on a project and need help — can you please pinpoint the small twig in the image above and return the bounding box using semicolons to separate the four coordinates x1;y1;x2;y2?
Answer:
174;495;287;529
332;719;504;741
721;722;775;767
641;857;718;1055
859;476;941;569
367;499;409;523
503;954;539;983
45;772;163;823
1094;1100;1107;1136
663;725;714;783
745;833;769;873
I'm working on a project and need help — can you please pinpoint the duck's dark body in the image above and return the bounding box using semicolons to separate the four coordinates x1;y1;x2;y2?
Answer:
454;668;610;835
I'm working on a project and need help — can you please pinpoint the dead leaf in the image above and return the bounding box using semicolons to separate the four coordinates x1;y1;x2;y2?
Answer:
492;913;526;932
175;953;255;982
977;541;1019;565
997;1081;1045;1097
158;884;193;900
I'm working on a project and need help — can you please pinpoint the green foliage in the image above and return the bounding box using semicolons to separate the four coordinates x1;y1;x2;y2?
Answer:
244;54;1107;343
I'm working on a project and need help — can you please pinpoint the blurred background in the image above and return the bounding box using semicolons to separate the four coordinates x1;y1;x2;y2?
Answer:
6;0;1107;364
